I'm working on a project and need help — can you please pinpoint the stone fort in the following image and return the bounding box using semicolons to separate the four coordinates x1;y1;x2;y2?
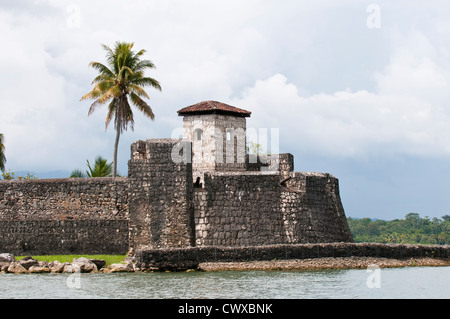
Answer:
0;100;353;256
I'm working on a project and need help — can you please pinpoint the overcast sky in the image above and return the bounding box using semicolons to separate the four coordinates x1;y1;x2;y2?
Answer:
1;0;450;220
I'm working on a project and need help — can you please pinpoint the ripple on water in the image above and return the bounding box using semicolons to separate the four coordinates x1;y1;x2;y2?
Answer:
0;267;448;299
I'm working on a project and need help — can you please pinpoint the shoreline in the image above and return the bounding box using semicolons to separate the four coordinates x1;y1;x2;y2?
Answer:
2;243;450;273
197;256;450;271
1;255;449;273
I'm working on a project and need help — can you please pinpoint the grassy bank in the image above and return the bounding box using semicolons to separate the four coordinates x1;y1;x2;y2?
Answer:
15;255;127;266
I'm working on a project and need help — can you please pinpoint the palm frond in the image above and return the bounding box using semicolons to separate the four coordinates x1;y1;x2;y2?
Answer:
69;169;85;178
94;91;114;105
134;59;156;72
87;156;113;177
131;77;161;91
91;73;115;85
105;99;117;130
81;79;115;102
135;48;146;57
130;92;155;120
87;84;121;116
127;84;150;99
71;156;112;178
88;62;114;78
88;100;103;116
118;65;134;82
101;43;114;57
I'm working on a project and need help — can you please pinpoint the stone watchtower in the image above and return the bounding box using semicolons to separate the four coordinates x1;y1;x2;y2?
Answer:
177;100;252;184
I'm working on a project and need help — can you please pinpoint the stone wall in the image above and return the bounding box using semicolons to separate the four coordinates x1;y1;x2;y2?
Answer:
0;220;128;255
136;243;450;270
0;177;128;221
193;170;353;247
0;177;129;255
128;139;195;251
283;172;353;243
0;139;353;255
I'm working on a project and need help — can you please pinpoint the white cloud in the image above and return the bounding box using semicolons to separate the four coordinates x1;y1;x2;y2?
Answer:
1;0;450;174
0;6;112;171
234;48;450;160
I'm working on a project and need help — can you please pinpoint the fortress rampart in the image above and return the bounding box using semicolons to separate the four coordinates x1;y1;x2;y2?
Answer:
0;177;129;254
0;100;356;258
0;139;352;256
193;171;352;247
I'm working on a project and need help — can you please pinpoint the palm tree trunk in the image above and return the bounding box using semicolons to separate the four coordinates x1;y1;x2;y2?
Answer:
0;133;5;172
113;128;120;178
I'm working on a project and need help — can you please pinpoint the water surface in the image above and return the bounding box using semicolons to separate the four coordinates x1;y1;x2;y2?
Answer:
1;266;448;299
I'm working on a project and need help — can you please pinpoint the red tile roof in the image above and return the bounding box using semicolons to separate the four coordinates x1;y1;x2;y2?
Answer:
177;100;251;117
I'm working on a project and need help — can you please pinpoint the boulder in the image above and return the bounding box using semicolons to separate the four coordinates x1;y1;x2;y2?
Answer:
0;253;15;263
7;262;28;274
0;262;11;272
18;256;39;270
63;263;77;273
63;258;98;273
73;257;98;273
89;259;106;270
28;265;51;273
49;261;66;273
109;262;134;273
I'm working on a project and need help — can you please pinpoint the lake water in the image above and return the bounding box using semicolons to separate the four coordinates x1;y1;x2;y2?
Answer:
0;266;448;299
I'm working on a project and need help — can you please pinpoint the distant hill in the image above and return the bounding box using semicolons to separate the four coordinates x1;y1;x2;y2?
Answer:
14;170;71;179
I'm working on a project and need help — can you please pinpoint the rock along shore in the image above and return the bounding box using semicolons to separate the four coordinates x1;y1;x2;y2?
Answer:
0;254;137;274
1;254;449;274
2;243;450;273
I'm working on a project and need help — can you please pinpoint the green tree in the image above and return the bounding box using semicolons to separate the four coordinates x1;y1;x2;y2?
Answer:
81;41;161;177
347;213;450;245
70;156;113;177
86;156;113;177
1;169;37;180
69;169;85;178
1;169;14;180
0;133;5;172
246;141;265;155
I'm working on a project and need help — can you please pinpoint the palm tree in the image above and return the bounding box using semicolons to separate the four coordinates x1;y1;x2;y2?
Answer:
69;169;85;178
81;41;161;177
70;156;114;178
0;133;5;172
86;156;113;177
